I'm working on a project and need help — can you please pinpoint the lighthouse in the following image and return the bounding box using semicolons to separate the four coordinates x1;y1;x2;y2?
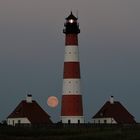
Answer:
61;12;84;124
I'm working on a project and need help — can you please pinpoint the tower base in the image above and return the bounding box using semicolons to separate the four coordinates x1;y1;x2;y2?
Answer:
61;116;84;124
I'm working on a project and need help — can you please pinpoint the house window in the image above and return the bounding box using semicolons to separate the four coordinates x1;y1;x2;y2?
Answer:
100;113;103;116
98;120;100;124
78;120;80;124
18;120;21;124
104;120;107;124
68;120;71;124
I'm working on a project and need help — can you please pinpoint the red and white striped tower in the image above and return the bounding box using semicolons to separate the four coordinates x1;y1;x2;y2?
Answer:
61;12;84;124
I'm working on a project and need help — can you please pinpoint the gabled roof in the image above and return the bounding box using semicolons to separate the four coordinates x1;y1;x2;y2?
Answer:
93;101;136;124
7;100;53;124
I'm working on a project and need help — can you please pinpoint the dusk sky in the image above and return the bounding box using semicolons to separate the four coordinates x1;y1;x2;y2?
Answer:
0;0;140;123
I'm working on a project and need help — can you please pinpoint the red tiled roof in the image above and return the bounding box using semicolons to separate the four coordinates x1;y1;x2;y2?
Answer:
93;101;136;124
7;100;53;124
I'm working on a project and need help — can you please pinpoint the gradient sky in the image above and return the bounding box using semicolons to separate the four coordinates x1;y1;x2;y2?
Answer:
0;0;140;123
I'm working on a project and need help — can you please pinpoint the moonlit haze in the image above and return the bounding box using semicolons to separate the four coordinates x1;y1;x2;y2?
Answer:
0;0;140;123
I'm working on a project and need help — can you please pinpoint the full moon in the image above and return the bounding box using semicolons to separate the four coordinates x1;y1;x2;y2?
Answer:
47;96;58;108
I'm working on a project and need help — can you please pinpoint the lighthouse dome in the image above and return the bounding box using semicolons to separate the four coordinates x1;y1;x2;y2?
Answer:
66;12;77;20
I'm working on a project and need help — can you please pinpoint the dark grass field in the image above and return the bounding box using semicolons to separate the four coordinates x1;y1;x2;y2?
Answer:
0;124;140;140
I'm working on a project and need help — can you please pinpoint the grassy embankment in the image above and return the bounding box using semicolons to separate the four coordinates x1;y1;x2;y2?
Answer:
0;124;140;140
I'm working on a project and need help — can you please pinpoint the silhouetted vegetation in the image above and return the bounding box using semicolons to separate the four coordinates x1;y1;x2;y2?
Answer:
0;124;140;140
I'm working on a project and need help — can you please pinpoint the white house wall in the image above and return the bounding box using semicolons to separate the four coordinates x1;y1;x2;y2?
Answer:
93;118;117;124
7;118;31;126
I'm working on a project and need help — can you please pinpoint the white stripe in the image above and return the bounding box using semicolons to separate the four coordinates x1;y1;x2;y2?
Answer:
62;79;81;95
61;116;85;124
64;45;79;62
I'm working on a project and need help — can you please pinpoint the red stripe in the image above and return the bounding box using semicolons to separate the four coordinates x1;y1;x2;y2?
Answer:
63;62;80;78
61;95;83;116
65;34;78;45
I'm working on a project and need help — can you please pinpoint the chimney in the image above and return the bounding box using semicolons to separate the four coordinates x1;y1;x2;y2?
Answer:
110;96;114;104
26;94;32;103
